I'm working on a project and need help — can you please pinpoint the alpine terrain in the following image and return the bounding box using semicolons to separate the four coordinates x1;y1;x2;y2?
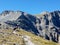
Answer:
0;10;60;45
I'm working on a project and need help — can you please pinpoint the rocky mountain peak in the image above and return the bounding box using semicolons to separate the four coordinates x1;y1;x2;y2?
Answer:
40;11;49;15
0;10;14;15
0;10;60;43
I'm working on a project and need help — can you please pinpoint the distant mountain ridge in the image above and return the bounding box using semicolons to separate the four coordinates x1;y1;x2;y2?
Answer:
0;10;60;43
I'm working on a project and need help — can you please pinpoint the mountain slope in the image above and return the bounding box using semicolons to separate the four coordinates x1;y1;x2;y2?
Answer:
0;10;60;43
0;29;59;45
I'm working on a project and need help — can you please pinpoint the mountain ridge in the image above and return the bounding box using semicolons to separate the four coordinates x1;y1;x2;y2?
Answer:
0;10;60;43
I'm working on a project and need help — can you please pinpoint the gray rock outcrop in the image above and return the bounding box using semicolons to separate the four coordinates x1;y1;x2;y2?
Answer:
0;10;60;43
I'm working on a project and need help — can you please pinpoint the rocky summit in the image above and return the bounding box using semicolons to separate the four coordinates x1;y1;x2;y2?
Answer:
0;10;60;43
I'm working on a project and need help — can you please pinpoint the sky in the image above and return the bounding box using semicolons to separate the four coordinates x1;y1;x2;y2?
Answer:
0;0;60;14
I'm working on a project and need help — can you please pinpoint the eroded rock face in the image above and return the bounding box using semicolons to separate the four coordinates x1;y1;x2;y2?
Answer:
36;11;60;42
0;10;60;42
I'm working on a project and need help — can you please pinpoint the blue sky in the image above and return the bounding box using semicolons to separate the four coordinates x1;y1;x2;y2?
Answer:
0;0;60;14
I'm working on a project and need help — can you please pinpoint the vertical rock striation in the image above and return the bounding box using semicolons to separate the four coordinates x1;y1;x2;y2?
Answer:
0;10;60;43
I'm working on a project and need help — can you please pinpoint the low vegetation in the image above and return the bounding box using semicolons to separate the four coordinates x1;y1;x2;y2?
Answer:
0;29;59;45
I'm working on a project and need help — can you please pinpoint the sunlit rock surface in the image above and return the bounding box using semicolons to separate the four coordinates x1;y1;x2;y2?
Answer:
0;10;60;43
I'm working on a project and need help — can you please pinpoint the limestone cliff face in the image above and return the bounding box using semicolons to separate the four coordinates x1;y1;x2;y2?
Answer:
0;10;60;43
36;11;60;42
